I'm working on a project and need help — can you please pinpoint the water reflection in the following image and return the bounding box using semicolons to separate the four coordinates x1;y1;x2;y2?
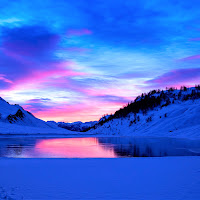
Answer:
99;137;200;157
35;138;116;158
0;137;200;158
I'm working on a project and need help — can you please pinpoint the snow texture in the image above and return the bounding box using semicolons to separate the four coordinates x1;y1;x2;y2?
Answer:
90;99;200;139
0;97;79;135
0;157;200;199
57;120;98;131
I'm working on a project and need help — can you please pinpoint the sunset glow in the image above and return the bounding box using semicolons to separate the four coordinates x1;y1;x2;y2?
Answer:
1;0;200;122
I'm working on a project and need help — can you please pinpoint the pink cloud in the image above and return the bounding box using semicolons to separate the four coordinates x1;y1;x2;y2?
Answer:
0;74;13;84
0;61;88;93
0;26;92;97
145;68;200;88
27;101;125;122
83;88;133;99
178;54;200;61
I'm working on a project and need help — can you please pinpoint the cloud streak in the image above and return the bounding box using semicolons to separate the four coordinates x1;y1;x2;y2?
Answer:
146;68;200;88
1;0;200;121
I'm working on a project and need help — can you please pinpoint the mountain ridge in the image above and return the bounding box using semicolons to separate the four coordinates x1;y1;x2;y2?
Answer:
86;85;200;138
0;97;77;135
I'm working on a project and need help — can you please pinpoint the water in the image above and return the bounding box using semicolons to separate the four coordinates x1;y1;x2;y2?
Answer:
0;137;200;158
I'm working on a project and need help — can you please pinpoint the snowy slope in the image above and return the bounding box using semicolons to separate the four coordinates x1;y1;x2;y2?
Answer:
0;97;51;128
89;87;200;138
0;97;78;134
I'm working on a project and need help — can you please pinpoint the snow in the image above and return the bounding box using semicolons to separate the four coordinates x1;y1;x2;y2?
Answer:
1;88;200;138
57;120;97;131
90;99;200;139
1;86;200;200
0;98;22;119
0;121;80;135
0;97;82;135
0;157;200;199
1;89;200;199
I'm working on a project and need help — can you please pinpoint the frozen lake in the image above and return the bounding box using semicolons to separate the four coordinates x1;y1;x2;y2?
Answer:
0;137;200;158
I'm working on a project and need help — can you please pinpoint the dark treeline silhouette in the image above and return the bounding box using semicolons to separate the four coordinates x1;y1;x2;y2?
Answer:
82;85;200;132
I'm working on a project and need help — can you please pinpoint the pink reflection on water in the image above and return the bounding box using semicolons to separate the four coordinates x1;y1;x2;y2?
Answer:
35;138;116;158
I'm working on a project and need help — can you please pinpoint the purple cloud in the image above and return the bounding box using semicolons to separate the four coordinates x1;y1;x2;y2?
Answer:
92;95;131;104
67;29;92;37
2;25;60;58
145;68;200;88
119;71;152;79
189;38;200;41
178;55;200;62
23;98;52;112
0;25;90;94
0;26;61;84
0;74;13;84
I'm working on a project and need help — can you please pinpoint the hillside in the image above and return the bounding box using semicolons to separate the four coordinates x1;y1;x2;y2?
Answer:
0;97;76;135
88;86;200;138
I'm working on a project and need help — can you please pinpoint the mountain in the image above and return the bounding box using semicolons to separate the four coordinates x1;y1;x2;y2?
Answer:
0;97;76;135
48;115;113;132
88;86;200;138
0;97;50;128
57;121;98;132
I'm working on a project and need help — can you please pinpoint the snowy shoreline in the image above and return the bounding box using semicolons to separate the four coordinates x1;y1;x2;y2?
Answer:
1;133;200;140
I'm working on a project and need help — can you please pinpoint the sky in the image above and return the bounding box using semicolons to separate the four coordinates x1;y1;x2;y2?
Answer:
0;0;200;122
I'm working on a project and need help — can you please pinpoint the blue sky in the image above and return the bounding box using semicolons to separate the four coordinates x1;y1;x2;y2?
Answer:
0;0;200;122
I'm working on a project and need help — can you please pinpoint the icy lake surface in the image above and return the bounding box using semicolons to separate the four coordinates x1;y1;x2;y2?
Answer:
0;137;200;158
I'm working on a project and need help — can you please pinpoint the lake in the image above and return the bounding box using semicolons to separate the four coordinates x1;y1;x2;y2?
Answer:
0;136;200;158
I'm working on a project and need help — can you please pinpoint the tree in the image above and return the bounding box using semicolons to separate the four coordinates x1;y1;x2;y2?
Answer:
146;116;152;122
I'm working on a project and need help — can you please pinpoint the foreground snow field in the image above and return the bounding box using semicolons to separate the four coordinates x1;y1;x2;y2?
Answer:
0;157;200;200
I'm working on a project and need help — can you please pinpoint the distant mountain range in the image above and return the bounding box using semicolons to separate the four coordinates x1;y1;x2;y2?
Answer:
1;85;200;138
46;120;97;132
47;115;111;132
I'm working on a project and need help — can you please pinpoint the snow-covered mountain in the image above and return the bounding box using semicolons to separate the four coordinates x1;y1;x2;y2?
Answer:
49;115;113;132
0;97;51;128
2;85;200;137
0;97;77;134
88;86;200;138
57;121;98;132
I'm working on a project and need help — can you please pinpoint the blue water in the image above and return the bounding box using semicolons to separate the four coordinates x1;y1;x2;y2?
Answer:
0;137;200;158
